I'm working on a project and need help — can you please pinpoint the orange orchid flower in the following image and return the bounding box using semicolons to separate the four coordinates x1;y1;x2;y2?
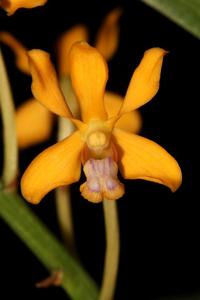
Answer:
0;8;127;149
0;7;122;75
56;7;122;76
21;43;182;204
0;0;47;16
15;98;54;148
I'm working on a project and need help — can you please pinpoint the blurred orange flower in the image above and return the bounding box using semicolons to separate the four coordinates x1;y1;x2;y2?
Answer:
0;8;130;149
0;0;47;15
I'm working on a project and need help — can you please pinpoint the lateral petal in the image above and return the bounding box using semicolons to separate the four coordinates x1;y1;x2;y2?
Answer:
120;48;167;115
113;128;182;192
21;131;84;204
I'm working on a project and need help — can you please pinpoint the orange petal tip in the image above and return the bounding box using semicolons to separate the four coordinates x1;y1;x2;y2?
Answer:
0;0;47;16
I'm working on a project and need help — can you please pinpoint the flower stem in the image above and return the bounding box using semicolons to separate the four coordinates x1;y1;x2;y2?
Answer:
99;200;120;300
55;185;76;253
0;48;18;187
55;116;76;252
55;76;78;252
60;76;80;118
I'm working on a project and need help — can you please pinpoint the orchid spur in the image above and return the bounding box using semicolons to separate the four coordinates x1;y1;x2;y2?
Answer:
21;42;182;204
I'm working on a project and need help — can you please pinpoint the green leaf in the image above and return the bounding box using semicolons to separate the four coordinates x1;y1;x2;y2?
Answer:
140;0;200;39
0;190;99;300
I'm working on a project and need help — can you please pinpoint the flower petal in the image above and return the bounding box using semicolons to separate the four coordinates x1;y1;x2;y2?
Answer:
16;98;53;149
104;91;142;133
56;25;88;76
0;32;29;74
0;0;47;16
95;8;122;60
69;42;108;123
28;49;72;118
21;131;84;204
120;48;167;115
113;128;182;192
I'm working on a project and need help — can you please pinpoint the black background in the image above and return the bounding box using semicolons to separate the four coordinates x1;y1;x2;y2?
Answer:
0;0;199;299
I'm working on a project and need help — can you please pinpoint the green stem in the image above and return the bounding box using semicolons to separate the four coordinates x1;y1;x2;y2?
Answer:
99;200;120;300
0;190;99;300
55;77;79;252
0;48;18;187
60;76;80;118
55;185;76;253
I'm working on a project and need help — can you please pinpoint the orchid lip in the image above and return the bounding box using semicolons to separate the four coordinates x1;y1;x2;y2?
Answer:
80;157;125;203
